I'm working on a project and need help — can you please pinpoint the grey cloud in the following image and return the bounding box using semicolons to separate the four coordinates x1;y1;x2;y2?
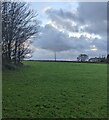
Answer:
35;24;106;54
45;8;78;22
45;3;107;35
78;2;107;23
34;24;92;52
35;24;72;52
45;8;80;32
78;2;107;35
32;2;107;60
91;38;107;51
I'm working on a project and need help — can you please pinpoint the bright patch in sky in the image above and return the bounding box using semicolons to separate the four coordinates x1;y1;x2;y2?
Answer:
90;45;97;51
91;48;97;51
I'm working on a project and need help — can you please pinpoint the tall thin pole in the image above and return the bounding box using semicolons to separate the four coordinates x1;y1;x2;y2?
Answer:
0;1;2;119
54;51;56;61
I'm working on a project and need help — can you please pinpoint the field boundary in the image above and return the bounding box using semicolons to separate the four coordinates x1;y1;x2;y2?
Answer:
26;60;107;64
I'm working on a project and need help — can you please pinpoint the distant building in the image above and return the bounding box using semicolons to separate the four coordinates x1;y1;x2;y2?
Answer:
88;57;106;62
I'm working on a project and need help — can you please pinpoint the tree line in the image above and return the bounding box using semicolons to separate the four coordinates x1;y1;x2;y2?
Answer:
2;2;39;68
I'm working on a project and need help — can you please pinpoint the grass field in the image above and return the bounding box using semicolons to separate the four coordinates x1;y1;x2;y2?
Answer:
3;61;107;118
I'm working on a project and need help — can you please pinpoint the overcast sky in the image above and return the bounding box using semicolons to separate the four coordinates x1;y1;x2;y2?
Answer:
29;2;107;61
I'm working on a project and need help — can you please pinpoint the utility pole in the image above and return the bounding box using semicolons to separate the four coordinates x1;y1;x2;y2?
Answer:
54;51;56;61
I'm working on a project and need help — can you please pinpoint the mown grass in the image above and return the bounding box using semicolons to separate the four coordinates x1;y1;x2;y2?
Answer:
2;61;107;118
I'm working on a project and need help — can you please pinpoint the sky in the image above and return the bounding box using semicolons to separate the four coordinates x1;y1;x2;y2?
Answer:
29;2;107;61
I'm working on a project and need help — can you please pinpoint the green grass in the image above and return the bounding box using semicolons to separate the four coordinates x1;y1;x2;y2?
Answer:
3;61;107;118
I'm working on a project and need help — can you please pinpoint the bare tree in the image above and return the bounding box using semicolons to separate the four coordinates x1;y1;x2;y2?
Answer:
2;2;39;65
